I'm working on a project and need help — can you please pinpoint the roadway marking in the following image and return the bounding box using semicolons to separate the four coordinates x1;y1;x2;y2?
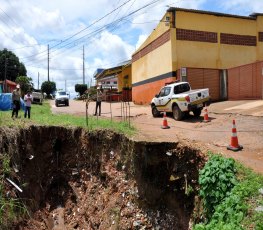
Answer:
224;101;263;111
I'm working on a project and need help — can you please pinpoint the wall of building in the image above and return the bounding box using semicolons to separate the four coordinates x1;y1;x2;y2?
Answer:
228;61;263;99
173;11;260;70
117;65;132;92
132;34;174;104
257;16;263;61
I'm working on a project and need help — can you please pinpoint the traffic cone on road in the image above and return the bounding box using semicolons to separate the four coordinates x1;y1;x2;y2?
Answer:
161;112;170;129
203;106;210;122
227;119;243;151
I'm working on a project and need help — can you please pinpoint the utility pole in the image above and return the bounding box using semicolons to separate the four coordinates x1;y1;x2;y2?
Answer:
47;44;50;81
38;72;40;89
65;80;67;91
83;45;85;84
4;58;8;93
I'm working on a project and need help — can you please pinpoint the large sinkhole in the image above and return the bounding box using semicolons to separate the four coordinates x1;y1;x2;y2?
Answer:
0;126;206;229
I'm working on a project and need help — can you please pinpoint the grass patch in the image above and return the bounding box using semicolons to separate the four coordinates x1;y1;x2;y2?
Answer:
194;154;263;230
0;155;28;229
0;100;135;136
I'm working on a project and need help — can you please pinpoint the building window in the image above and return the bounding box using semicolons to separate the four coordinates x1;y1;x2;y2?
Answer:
106;81;110;84
114;81;117;84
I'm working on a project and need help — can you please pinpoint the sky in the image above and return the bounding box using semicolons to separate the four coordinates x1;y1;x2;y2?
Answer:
1;0;263;96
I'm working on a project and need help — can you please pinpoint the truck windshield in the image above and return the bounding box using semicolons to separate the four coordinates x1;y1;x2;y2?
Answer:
174;83;190;94
58;92;66;96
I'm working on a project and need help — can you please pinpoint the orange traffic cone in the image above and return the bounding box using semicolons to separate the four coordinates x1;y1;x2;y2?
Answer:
227;120;243;151
161;111;170;129
203;106;210;122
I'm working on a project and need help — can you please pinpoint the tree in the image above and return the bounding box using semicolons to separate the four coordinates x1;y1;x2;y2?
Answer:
0;48;27;82
16;76;33;98
41;81;56;98
75;84;87;96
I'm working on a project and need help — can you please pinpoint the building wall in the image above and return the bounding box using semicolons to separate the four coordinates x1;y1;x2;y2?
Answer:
228;61;263;99
117;65;132;92
132;30;174;104
173;11;260;70
257;16;263;61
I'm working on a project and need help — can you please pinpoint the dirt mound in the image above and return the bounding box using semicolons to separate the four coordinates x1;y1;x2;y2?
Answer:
0;126;206;229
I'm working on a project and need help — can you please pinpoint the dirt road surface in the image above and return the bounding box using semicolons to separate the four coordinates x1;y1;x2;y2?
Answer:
50;100;263;174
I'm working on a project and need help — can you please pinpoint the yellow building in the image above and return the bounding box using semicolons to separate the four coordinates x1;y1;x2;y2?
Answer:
94;61;132;101
132;8;263;104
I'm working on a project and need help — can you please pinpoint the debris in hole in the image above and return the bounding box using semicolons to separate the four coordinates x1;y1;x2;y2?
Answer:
6;178;23;193
166;151;172;156
27;154;34;160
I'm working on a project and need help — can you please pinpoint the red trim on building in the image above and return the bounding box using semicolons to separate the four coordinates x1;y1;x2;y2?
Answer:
132;77;176;105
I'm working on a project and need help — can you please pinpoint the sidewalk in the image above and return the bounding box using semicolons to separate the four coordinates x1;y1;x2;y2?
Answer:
209;100;263;117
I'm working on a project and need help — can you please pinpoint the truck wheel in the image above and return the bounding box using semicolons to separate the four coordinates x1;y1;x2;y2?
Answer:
152;106;160;117
172;105;183;121
193;108;202;117
55;101;58;107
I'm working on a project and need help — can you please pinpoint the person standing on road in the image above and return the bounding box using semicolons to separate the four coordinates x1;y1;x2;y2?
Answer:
24;91;33;119
94;87;103;116
11;84;21;118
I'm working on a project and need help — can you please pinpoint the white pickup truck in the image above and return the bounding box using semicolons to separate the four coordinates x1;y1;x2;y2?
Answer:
151;82;211;120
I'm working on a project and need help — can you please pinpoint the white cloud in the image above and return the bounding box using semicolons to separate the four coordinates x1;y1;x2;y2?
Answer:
1;0;263;96
217;0;263;14
135;34;148;50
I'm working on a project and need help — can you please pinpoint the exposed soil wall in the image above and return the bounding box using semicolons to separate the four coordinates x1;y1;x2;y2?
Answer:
0;126;205;229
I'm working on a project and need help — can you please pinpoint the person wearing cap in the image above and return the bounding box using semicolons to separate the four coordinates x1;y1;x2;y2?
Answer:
24;91;33;119
11;84;21;118
94;87;103;116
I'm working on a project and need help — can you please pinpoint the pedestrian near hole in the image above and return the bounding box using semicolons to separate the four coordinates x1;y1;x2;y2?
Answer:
94;87;103;116
24;91;33;119
11;84;21;118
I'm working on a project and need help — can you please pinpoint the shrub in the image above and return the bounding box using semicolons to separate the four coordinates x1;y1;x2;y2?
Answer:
198;154;237;220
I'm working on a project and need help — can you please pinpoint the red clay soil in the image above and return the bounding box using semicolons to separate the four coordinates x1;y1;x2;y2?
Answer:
51;100;263;174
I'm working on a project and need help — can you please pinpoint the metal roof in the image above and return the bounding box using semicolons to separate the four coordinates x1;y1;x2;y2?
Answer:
94;60;131;79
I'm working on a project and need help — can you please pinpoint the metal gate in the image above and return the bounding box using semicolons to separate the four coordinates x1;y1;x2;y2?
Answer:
186;68;220;101
228;62;263;100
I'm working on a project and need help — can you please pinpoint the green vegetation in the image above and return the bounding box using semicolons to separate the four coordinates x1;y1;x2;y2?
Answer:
194;154;263;230
0;155;28;229
0;101;135;136
75;83;87;96
41;81;56;97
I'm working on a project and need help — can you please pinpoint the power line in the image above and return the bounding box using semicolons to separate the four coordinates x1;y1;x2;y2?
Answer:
20;0;134;60
35;0;161;61
21;0;162;63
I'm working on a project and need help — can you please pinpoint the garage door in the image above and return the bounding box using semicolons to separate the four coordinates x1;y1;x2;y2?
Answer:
228;62;262;100
187;68;220;101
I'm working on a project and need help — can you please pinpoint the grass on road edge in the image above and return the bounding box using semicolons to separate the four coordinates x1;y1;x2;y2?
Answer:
0;101;135;136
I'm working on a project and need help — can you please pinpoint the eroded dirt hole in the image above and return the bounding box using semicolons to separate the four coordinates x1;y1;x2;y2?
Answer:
0;126;206;229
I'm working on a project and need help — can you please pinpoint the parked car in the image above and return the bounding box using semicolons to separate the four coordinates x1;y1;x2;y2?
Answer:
151;82;211;120
32;91;43;105
55;91;69;107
